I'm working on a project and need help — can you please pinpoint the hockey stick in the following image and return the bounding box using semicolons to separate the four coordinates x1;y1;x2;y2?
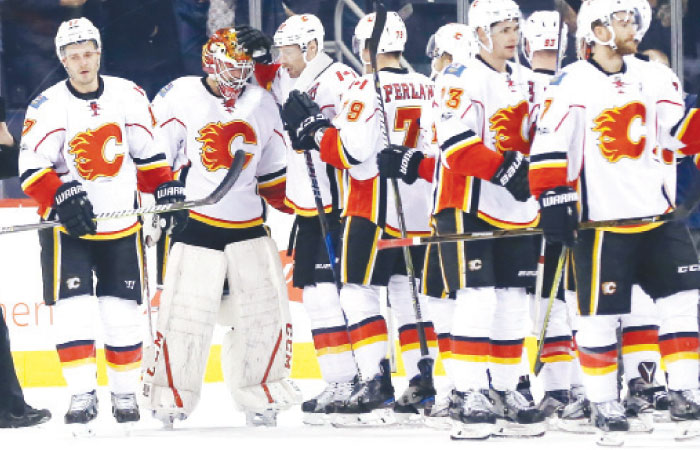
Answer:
533;247;567;376
370;1;430;359
530;239;547;335
1;149;247;235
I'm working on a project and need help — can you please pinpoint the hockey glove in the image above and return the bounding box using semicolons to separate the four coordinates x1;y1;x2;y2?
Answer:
281;90;330;151
538;186;579;247
377;145;424;184
54;181;96;237
491;150;531;202
155;180;188;235
236;25;273;64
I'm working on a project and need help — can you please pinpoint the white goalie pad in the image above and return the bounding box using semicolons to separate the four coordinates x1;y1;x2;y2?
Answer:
141;242;227;420
220;236;301;413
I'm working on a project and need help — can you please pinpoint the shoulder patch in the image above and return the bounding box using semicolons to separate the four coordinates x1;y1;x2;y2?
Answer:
30;95;48;109
157;82;174;98
444;64;466;77
549;72;568;86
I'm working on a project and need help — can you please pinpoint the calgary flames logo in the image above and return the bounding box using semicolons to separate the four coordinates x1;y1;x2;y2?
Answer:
593;102;646;163
489;100;530;154
68;123;124;181
197;120;256;172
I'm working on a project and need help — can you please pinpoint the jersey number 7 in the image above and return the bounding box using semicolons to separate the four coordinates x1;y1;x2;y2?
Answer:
394;106;421;148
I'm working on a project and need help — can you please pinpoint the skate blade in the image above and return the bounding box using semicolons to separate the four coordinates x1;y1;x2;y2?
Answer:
152;411;184;429
555;417;597;434
331;409;396;427
595;430;626;447
449;420;495;440
424;415;451;430
652;410;672;423
492;419;546;438
674;420;700;441
69;423;95;437
627;413;654;434
302;412;332;426
393;411;424;426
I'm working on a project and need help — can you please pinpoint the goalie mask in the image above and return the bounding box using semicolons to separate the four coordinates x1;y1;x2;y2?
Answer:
274;14;325;63
521;11;568;64
426;23;478;73
576;0;641;51
55;17;101;60
468;0;521;54
202;28;254;108
352;11;407;65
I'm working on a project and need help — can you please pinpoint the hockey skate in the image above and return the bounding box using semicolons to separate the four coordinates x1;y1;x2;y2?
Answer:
557;386;595;434
449;389;496;440
111;392;140;424
489;389;546;437
516;375;535;405
65;390;98;436
393;358;436;424
332;359;395;427
623;378;655;433
591;400;629;447
301;380;355;425
538;389;570;419
424;389;453;430
668;389;700;441
245;409;278;427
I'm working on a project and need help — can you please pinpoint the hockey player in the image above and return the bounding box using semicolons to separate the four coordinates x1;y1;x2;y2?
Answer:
425;0;545;438
425;23;479;79
281;11;439;425
234;15;361;425
142;27;301;428
530;0;700;443
19;17;184;429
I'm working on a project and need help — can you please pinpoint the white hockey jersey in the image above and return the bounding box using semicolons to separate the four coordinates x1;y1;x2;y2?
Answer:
434;57;539;228
256;53;359;216
529;57;685;226
20;76;172;237
151;76;289;228
318;67;436;236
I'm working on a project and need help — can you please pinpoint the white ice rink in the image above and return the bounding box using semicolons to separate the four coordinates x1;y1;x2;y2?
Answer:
3;378;699;450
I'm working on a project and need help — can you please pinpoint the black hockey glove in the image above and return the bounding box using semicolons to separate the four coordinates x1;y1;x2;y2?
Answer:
155;180;188;235
236;25;273;64
538;186;579;247
54;181;96;237
491;150;531;202
377;144;424;185
281;90;330;151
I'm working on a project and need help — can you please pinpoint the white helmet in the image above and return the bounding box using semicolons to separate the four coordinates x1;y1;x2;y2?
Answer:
521;11;568;64
468;0;521;53
55;17;101;60
629;0;652;42
576;0;641;51
353;11;407;64
426;23;478;66
274;14;325;61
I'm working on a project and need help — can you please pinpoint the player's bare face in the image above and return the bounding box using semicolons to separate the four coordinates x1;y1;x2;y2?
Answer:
611;11;639;55
277;44;306;78
62;41;100;92
490;20;520;60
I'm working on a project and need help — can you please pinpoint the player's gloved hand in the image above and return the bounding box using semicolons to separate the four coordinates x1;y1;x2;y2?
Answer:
236;25;273;64
491;150;530;202
281;90;330;151
377;144;424;184
538;186;579;247
155;180;188;234
54;181;96;237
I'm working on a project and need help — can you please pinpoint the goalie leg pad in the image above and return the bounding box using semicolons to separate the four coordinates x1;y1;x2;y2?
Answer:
220;236;300;413
142;242;227;419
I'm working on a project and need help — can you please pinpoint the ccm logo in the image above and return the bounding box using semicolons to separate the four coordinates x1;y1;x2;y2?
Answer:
678;264;700;273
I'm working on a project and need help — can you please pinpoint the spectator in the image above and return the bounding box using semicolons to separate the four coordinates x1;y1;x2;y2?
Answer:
174;0;209;75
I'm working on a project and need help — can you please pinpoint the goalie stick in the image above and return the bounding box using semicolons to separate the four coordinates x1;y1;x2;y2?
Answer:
1;149;247;235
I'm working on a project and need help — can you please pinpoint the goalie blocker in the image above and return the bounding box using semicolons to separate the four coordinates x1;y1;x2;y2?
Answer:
142;235;300;422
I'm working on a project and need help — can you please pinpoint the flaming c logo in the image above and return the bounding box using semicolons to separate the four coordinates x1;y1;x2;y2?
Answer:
68;123;124;181
593;102;646;163
489;100;530;153
197;120;256;172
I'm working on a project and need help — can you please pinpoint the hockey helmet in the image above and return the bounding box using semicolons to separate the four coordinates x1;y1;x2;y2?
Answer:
202;28;254;107
55;17;101;60
468;0;521;53
274;14;325;62
352;11;407;64
426;23;479;66
521;11;568;64
576;0;641;51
